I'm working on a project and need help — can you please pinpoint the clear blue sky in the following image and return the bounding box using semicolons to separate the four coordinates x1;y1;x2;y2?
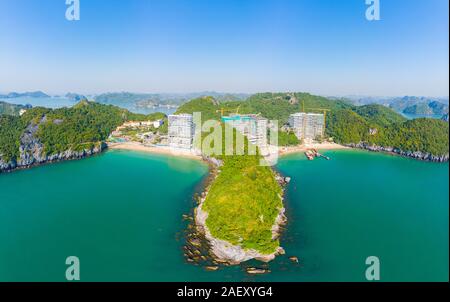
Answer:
0;0;448;96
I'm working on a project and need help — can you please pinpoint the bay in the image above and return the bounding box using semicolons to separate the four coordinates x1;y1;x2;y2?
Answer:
0;149;448;281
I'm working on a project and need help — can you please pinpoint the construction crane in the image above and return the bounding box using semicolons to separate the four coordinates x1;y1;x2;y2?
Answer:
216;105;241;117
306;108;331;126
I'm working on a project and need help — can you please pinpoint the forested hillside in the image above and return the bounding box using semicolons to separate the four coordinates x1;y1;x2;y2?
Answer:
177;93;449;156
0;101;165;168
0;101;30;116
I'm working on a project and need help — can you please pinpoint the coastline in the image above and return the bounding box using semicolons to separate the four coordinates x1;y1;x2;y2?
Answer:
278;142;349;157
107;142;203;161
2;140;447;175
277;142;449;163
193;158;288;266
345;143;449;163
0;142;106;174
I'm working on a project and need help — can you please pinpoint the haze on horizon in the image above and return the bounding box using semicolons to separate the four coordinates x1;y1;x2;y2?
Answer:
0;0;448;97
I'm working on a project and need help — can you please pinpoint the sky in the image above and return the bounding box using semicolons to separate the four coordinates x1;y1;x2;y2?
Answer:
0;0;448;96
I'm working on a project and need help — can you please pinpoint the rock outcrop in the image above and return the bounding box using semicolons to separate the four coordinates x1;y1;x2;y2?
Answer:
194;168;288;265
0;117;107;173
195;202;286;265
346;142;449;162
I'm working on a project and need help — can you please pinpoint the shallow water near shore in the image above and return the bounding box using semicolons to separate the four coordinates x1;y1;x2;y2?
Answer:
0;149;448;281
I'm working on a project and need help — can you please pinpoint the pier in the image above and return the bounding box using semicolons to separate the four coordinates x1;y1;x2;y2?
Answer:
304;149;331;161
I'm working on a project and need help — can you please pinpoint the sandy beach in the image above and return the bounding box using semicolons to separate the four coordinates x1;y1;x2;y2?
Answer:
278;142;349;157
108;141;348;161
107;142;203;161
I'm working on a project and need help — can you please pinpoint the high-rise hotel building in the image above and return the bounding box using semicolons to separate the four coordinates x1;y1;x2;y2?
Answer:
168;114;195;149
288;113;325;141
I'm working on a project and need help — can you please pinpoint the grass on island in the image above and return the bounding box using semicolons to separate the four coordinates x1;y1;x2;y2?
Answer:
203;154;283;255
177;100;285;254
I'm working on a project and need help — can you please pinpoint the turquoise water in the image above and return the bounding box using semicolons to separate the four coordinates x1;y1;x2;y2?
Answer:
0;150;448;281
276;150;449;282
0;96;177;115
0;96;77;109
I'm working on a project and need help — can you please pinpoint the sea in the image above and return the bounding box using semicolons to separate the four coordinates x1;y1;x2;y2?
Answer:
0;149;447;281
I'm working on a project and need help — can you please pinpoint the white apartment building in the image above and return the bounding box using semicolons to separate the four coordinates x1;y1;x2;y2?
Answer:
288;113;325;141
168;114;195;149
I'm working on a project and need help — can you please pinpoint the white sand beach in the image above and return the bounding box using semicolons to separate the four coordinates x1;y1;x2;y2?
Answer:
108;141;348;161
107;142;203;161
278;142;349;157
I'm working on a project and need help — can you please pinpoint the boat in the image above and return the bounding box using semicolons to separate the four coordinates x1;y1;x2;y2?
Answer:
305;150;315;160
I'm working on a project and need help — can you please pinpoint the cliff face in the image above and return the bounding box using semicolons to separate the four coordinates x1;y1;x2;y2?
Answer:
346;143;449;162
195;200;286;265
0;117;106;173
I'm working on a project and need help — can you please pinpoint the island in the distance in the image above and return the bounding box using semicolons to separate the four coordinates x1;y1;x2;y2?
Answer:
0;91;50;99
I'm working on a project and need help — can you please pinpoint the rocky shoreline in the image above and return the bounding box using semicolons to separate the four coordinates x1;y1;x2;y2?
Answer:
193;157;288;266
345;143;449;163
0;142;107;173
0;116;107;173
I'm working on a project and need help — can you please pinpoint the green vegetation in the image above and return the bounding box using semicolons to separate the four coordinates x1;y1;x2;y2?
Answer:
177;94;448;257
0;101;29;116
176;96;220;121
354;104;407;127
327;108;449;155
327;109;372;144
203;153;283;254
94;92;248;108
0;100;167;161
238;92;350;125
0;115;26;161
178;98;284;254
2;92;448;257
177;93;449;156
35;102;161;154
374;119;448;156
176;93;349;147
278;131;300;146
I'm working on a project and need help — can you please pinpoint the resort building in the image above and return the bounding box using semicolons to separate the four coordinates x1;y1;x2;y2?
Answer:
288;113;325;141
168;114;195;149
222;114;268;147
119;120;162;129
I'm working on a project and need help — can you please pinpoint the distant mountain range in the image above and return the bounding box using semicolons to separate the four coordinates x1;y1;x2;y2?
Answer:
93;92;249;109
0;91;249;109
2;91;448;119
403;101;449;116
65;93;88;102
0;91;50;99
340;96;449;117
